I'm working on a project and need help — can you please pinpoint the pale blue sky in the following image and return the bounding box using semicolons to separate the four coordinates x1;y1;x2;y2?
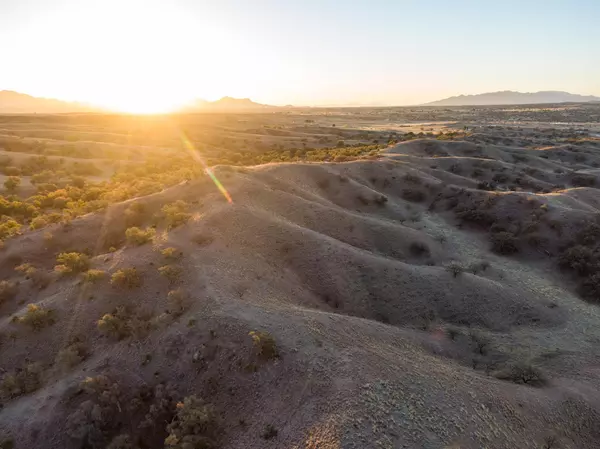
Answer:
1;0;598;111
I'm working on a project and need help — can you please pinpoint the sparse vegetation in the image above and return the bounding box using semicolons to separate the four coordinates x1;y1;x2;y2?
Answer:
0;362;43;401
495;361;547;387
158;264;182;284
55;252;90;274
164;395;219;449
490;231;519;255
161;201;192;229
111;268;142;289
125;226;155;246
445;262;465;278
17;304;55;330
250;330;279;360
83;269;106;283
161;247;182;260
0;280;17;303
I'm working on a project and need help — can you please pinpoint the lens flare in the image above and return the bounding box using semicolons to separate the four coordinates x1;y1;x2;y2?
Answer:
178;132;233;203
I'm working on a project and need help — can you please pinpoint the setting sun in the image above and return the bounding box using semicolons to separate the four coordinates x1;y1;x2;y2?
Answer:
3;0;263;113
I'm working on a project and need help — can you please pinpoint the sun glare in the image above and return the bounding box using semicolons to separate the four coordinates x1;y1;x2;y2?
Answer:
18;0;245;114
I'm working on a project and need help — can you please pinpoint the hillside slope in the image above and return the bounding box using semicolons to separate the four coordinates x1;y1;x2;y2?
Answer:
0;135;600;448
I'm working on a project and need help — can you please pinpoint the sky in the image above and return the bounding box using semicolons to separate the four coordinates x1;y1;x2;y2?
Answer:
1;0;599;112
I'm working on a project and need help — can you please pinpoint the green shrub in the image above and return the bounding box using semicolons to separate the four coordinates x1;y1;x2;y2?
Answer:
161;247;182;260
158;265;182;284
55;252;90;274
164;395;218;449
249;330;279;360
0;219;21;240
82;269;106;283
97;312;128;340
161;201;191;229
17;304;55;330
30;216;49;230
125;226;155;246
124;202;147;227
111;268;141;289
55;341;86;370
4;176;20;192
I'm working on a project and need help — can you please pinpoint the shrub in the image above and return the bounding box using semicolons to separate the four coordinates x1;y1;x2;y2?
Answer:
161;247;182;260
17;304;55;330
30;216;49;230
580;274;600;302
111;268;141;289
125;227;155;246
455;206;495;227
571;174;596;187
97;306;152;340
0;438;14;449
66;375;122;445
124;202;147;227
159;265;182;284
409;241;430;256
0;362;42;401
0;280;17;303
193;233;213;246
161;201;191;229
83;269;106;283
164;396;218;449
495;361;547;387
168;289;188;316
490;232;519;255
97;312;128;340
401;189;426;202
374;194;388;206
4;176;20;192
249;330;279;360
55;252;90;274
445;262;465;278
403;173;422;184
0;219;21;240
468;260;490;274
28;268;51;289
55;342;86;370
262;424;278;440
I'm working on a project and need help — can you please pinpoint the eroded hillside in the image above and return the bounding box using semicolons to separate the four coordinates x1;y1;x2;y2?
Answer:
0;116;599;448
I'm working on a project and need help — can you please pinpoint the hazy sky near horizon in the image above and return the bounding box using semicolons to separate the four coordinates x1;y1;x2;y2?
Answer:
1;0;599;112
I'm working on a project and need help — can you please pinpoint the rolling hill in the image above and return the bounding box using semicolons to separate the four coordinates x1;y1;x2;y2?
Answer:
0;90;100;114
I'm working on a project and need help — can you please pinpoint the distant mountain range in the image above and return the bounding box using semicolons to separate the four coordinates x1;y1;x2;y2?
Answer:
0;90;100;113
424;91;600;106
0;90;275;113
181;96;273;112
